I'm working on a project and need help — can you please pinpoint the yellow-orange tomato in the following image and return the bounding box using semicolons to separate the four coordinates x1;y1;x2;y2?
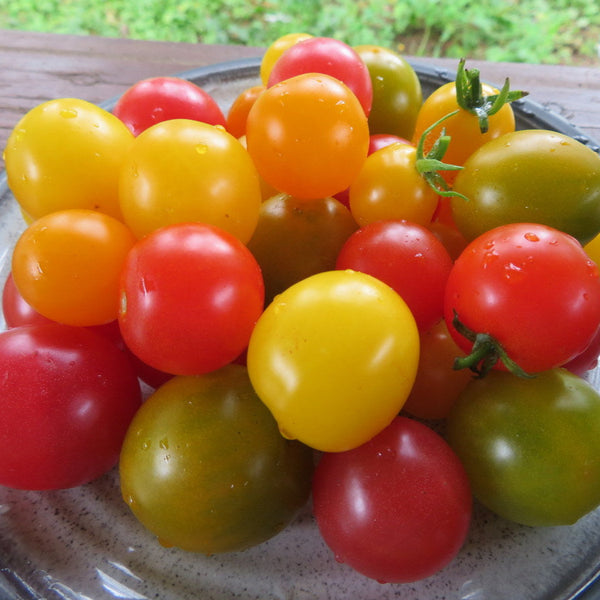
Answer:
226;84;265;139
349;142;439;227
118;119;262;243
4;98;134;221
246;73;370;200
259;32;313;85
411;81;516;185
11;209;136;326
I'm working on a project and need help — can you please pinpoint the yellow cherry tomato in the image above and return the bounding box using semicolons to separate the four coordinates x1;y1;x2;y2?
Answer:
247;270;420;452
118;119;262;243
349;141;439;227
4;98;134;221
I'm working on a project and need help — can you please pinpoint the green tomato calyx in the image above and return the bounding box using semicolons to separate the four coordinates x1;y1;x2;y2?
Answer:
455;58;528;134
451;310;535;379
415;109;469;202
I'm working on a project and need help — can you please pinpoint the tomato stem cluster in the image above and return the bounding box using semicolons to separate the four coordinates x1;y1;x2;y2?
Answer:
455;57;528;134
451;310;535;379
415;109;469;202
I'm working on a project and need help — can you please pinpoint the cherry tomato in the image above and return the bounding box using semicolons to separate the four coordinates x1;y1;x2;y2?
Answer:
354;45;423;139
118;222;264;376
267;36;373;116
247;193;358;305
312;416;472;583
428;220;469;261
12;209;136;327
2;271;53;328
259;32;313;85
118;118;261;243
336;220;453;332
247;270;419;452
411;79;516;185
112;76;226;136
444;223;600;375
334;133;409;208
447;369;600;526
225;84;265;139
246;73;370;200
452;129;600;245
402;319;472;420
349;141;439;227
120;366;314;553
4;98;134;221
0;323;141;490
368;133;411;153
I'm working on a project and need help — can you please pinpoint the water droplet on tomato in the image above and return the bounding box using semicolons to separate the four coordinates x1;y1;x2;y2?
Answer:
60;108;78;119
195;143;208;155
142;440;152;450
159;438;169;450
524;232;540;242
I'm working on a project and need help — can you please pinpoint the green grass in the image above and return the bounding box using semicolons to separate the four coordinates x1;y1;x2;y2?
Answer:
1;0;599;65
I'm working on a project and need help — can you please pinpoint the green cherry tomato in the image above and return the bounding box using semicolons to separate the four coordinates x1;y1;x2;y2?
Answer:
451;129;600;245
246;193;358;305
120;365;314;554
247;270;420;453
446;369;600;527
354;45;423;140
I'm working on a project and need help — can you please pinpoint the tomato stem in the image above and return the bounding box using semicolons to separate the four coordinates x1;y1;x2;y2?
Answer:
415;110;470;202
451;310;535;379
455;58;528;134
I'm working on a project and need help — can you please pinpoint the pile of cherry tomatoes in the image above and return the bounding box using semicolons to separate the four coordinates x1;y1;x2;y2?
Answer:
3;31;600;585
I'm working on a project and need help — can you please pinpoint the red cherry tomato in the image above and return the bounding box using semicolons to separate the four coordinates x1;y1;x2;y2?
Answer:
113;76;226;136
2;271;53;328
118;223;264;376
267;36;373;116
0;323;141;490
444;223;600;374
312;416;472;583
336;220;453;332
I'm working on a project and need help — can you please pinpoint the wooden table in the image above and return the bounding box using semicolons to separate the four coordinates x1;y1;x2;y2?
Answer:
1;28;600;168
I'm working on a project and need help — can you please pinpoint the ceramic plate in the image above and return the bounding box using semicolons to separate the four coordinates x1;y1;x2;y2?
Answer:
1;57;600;600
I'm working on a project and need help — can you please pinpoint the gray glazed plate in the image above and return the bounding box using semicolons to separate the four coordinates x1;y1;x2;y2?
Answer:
1;57;600;600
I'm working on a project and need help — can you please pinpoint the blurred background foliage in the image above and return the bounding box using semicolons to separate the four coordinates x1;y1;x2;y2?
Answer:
1;0;599;65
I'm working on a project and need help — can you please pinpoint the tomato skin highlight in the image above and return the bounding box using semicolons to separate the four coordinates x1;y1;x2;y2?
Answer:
119;366;314;554
312;416;472;583
118;223;264;376
0;323;142;490
447;369;600;527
